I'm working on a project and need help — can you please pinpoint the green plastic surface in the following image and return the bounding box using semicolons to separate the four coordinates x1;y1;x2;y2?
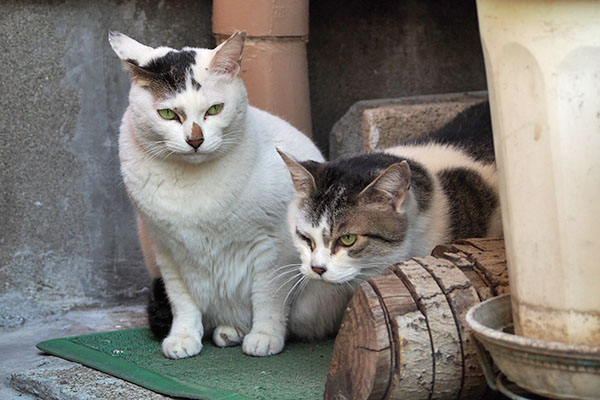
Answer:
37;328;334;400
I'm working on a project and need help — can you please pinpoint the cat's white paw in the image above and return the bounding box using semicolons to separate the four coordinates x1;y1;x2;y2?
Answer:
242;331;284;356
213;325;243;347
162;333;203;359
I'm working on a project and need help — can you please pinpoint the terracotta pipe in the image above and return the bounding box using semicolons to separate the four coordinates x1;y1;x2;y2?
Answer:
213;0;312;137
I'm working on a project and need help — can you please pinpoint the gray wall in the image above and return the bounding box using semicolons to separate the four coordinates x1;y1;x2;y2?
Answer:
0;0;486;330
0;0;213;330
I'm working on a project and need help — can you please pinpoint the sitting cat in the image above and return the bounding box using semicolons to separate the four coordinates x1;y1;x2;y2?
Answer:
278;103;502;337
109;31;324;358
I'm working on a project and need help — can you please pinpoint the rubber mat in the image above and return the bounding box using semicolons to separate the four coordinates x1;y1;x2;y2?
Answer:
37;328;334;399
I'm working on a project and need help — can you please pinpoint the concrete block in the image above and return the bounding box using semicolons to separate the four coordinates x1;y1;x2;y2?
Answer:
329;91;488;159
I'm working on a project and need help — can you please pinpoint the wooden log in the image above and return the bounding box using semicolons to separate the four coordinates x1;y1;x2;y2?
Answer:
373;269;432;399
325;280;392;400
325;238;508;400
393;260;463;399
413;256;486;400
432;238;509;298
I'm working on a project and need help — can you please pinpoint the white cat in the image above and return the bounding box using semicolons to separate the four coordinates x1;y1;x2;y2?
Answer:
109;31;323;358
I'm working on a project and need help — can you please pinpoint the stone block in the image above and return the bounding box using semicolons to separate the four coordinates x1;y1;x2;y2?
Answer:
329;91;488;159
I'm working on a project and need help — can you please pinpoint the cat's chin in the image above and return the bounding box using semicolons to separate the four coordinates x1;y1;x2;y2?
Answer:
303;271;358;285
175;151;220;164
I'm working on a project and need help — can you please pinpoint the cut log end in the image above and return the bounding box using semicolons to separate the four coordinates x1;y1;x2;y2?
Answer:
325;238;508;400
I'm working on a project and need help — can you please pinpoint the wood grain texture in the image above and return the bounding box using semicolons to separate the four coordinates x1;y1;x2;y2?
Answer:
325;281;391;400
414;256;486;400
432;238;508;299
371;270;431;400
393;260;462;399
325;239;508;400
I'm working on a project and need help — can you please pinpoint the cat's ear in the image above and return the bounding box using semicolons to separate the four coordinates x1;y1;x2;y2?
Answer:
108;31;154;64
209;31;246;77
108;32;160;88
277;149;317;197
358;161;411;212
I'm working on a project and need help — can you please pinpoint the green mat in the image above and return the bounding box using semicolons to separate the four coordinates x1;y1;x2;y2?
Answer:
37;328;334;399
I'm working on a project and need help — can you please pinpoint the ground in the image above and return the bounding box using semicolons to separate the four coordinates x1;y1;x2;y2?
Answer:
0;304;171;399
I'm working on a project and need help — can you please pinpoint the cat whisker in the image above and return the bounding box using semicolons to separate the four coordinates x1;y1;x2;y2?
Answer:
288;275;310;307
274;272;303;296
272;262;302;269
283;275;306;307
267;268;301;285
288;278;309;308
266;263;301;278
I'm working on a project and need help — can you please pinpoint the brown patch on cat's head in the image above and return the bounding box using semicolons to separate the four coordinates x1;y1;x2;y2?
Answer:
190;122;203;141
334;206;408;255
122;60;171;98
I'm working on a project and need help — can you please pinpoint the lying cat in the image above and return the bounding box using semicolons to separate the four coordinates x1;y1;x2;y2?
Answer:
109;31;323;358
279;102;502;337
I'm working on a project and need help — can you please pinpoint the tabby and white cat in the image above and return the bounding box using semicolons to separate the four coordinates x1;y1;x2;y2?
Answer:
109;31;323;358
279;103;502;335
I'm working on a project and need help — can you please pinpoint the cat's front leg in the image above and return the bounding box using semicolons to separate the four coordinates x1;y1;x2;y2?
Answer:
155;252;204;359
242;258;289;357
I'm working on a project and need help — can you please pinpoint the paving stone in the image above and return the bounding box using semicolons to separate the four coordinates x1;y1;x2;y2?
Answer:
11;361;167;400
0;304;170;399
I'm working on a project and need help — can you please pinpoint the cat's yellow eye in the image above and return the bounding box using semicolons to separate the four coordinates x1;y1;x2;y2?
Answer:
206;103;224;116
158;109;178;121
339;234;357;247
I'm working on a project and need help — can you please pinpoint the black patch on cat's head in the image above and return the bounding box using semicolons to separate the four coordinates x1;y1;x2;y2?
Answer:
301;153;433;227
438;167;498;240
141;50;197;93
191;77;202;91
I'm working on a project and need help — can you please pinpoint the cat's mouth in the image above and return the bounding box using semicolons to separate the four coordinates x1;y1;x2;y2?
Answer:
180;148;212;157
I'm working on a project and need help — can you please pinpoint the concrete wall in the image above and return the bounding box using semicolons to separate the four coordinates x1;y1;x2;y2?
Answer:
0;0;486;330
0;0;213;331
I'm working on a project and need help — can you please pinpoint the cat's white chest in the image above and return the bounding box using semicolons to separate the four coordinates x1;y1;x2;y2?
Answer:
122;156;236;225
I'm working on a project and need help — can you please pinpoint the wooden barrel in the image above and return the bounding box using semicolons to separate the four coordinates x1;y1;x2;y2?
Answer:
325;238;508;400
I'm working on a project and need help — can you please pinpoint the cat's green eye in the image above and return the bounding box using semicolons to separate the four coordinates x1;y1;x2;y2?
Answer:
158;109;178;121
339;234;357;247
206;103;224;116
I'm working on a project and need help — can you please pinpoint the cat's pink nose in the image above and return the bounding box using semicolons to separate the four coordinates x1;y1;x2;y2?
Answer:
187;122;204;149
186;138;204;149
311;265;327;276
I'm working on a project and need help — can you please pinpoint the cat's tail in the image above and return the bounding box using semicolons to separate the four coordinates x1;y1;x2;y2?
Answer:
147;278;173;340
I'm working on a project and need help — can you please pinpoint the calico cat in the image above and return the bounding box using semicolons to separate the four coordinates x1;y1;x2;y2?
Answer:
278;103;502;333
109;31;324;358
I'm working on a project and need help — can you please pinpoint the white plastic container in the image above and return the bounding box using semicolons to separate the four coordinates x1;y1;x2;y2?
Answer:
476;0;600;346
